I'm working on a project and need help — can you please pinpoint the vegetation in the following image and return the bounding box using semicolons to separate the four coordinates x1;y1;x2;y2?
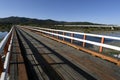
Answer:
0;22;12;31
0;16;120;32
0;16;98;26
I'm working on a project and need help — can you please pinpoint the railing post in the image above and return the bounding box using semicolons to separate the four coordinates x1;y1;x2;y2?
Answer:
48;30;49;36
83;34;86;47
51;30;53;37
99;37;105;53
53;31;55;37
71;33;74;43
63;32;65;41
56;31;59;39
0;56;3;75
49;30;51;36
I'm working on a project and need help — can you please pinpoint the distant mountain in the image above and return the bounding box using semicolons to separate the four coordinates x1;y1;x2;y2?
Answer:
0;16;58;25
0;16;99;26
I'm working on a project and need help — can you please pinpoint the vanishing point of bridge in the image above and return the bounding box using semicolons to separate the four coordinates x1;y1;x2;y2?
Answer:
0;26;120;80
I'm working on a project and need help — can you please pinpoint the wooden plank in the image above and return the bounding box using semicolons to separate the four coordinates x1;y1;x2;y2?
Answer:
18;26;120;80
19;29;77;80
9;37;18;80
10;31;28;80
23;31;87;80
17;30;48;80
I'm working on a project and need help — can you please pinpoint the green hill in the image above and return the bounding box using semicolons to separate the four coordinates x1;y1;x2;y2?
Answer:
0;16;100;31
0;16;98;25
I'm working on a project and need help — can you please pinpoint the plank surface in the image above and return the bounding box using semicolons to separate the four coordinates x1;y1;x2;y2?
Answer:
9;30;28;80
9;26;120;80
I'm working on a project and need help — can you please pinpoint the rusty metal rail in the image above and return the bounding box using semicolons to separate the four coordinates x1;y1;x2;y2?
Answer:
0;27;13;80
21;26;120;66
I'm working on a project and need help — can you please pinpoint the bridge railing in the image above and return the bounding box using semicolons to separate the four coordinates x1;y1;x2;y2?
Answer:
29;27;120;51
22;26;120;65
0;27;13;80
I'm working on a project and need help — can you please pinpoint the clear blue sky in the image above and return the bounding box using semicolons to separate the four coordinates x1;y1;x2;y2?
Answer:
0;0;120;25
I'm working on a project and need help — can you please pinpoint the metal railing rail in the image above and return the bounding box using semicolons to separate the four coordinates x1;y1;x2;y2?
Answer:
0;27;13;80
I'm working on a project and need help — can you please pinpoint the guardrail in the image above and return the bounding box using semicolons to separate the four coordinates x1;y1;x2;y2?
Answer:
21;26;120;65
0;27;13;80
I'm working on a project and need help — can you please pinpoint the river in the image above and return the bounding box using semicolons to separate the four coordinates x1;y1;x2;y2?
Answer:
64;31;120;58
92;31;120;58
93;31;120;37
0;31;8;42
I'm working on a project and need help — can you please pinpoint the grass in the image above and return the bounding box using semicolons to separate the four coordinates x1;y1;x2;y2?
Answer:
0;39;2;42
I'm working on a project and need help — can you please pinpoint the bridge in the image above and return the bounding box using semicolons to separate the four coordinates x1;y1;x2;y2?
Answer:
0;25;120;80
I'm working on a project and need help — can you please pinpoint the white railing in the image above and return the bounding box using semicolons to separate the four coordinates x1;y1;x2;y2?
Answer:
0;27;13;54
0;34;13;80
33;27;120;40
23;26;120;51
0;27;13;80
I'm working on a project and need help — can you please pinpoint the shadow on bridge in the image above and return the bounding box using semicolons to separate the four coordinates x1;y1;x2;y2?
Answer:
17;28;96;80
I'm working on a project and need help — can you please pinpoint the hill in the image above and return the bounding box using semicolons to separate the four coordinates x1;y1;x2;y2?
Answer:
0;16;59;25
0;16;99;25
0;16;100;31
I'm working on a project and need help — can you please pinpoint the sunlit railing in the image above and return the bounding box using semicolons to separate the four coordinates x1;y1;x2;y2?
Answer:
21;26;120;65
0;27;13;80
25;26;120;51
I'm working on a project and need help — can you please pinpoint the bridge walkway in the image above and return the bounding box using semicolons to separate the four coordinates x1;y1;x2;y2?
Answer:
9;27;120;80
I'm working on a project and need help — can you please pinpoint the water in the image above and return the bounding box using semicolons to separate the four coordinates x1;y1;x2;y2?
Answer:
75;31;120;44
97;31;120;37
95;31;120;58
62;31;120;46
63;31;120;58
0;31;8;42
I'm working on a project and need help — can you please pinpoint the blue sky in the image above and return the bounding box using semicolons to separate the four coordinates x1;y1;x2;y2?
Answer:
0;0;120;25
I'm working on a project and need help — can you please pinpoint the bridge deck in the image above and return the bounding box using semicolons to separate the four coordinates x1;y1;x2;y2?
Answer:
9;27;120;80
